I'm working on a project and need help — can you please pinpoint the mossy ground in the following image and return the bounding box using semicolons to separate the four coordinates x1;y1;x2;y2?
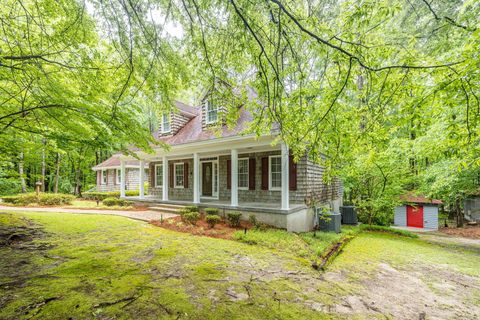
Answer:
1;211;479;319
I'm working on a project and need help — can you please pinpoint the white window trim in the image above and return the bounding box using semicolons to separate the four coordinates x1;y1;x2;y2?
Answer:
155;164;163;187
174;163;185;188
116;169;121;184
238;158;249;190
268;155;282;191
205;100;218;124
161;113;171;133
101;170;107;185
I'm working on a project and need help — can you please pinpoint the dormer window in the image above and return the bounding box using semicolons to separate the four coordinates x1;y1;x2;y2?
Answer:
161;113;171;133
205;100;218;124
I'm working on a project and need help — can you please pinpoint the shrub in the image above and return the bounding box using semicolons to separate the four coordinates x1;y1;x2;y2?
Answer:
226;212;242;227
102;197;132;207
185;205;199;212
205;215;221;228
1;196;18;204
205;207;219;215
39;193;75;205
82;190;140;200
183;211;200;225
179;208;191;221
248;214;258;227
1;193;75;206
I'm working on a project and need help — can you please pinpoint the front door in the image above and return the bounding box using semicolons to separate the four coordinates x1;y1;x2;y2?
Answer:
406;205;424;228
202;162;213;196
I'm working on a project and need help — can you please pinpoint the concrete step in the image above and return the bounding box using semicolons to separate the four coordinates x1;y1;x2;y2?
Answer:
150;203;187;210
148;203;192;214
149;207;182;214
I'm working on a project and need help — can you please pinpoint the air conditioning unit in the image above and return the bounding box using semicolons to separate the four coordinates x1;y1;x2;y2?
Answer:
340;206;358;225
315;207;341;233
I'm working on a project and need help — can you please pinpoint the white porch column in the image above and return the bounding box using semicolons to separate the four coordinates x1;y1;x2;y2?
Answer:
139;160;145;199
193;153;200;204
231;149;238;207
120;160;126;198
162;156;168;201
281;142;289;210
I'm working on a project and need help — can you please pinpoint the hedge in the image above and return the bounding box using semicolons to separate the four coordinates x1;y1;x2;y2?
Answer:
82;190;139;200
204;207;219;215
226;212;242;227
102;197;133;207
1;193;75;206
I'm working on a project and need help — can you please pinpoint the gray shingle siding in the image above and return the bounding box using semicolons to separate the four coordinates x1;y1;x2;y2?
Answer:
97;168;142;192
148;151;342;206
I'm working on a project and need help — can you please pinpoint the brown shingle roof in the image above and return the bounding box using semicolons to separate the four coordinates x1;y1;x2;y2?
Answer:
151;105;254;146
400;193;443;205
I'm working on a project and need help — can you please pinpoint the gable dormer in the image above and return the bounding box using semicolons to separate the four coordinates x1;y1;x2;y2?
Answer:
201;97;227;130
158;101;197;137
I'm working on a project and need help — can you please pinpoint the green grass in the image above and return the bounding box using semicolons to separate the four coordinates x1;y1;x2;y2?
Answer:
358;224;418;238
330;232;480;277
0;211;333;319
233;226;360;262
1;211;479;319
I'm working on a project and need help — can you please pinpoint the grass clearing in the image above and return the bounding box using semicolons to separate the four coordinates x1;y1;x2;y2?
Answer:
1;211;479;319
233;226;360;262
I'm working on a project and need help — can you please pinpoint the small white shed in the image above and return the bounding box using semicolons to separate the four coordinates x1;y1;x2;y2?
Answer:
394;195;442;230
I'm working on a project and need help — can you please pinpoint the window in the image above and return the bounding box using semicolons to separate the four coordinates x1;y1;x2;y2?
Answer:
174;163;184;188
269;156;282;190
161;113;171;133
205;100;218;124
116;169;121;184
101;170;107;185
155;164;163;187
238;158;249;189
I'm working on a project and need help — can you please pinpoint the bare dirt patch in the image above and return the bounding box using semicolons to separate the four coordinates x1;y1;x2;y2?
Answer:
150;216;253;239
321;262;480;319
440;224;480;239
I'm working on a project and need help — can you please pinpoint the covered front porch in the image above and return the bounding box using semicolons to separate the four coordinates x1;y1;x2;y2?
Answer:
126;195;306;214
117;134;301;212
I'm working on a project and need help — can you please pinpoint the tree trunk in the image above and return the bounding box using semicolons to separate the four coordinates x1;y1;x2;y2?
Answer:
455;198;464;228
19;152;27;193
53;153;61;193
41;138;46;192
73;161;82;197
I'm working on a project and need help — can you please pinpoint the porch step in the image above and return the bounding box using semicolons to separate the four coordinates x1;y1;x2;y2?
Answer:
148;203;188;214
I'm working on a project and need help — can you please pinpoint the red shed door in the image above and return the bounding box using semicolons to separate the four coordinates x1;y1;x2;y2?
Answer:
406;205;424;228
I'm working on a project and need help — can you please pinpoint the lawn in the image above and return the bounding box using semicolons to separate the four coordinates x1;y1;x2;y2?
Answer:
1;211;479;319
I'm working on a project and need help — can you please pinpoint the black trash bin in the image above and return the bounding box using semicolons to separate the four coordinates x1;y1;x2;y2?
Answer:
318;212;341;233
340;206;358;225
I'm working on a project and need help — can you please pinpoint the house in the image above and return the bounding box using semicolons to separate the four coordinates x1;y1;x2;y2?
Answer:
394;194;442;230
92;155;148;192
105;98;343;232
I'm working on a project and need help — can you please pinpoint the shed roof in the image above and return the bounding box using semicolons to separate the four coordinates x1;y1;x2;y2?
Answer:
400;194;443;205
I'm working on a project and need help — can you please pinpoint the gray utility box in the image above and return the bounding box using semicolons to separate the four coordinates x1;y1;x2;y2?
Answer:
318;212;341;233
340;206;358;225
